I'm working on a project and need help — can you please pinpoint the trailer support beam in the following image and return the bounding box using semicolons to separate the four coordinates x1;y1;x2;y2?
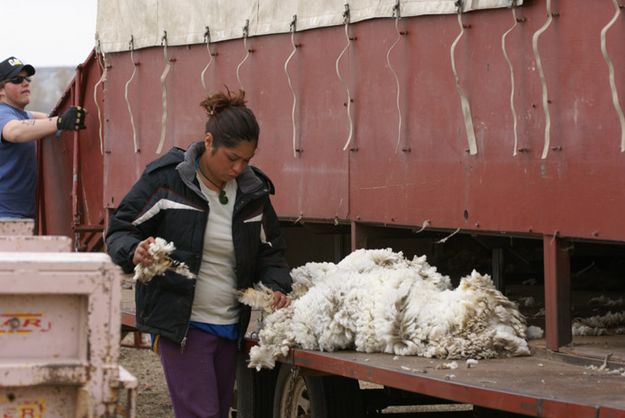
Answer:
543;235;572;351
492;248;505;291
351;221;370;250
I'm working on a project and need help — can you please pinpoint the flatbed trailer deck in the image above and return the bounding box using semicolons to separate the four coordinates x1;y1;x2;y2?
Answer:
278;341;625;418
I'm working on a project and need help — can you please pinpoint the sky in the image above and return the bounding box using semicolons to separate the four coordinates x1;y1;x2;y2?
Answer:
0;0;98;68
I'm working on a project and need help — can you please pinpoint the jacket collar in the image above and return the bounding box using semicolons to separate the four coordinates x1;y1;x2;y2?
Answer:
176;140;268;199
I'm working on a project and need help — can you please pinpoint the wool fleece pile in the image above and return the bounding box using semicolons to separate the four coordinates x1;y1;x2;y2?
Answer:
242;248;530;370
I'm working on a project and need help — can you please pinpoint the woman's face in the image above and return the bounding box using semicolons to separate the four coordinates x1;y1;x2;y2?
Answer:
203;133;257;183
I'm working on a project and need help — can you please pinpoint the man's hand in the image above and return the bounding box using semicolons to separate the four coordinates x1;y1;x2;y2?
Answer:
56;106;86;131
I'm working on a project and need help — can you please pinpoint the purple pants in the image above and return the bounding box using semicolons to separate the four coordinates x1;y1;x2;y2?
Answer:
158;328;237;418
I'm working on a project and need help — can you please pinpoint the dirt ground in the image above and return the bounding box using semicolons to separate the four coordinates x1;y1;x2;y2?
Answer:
119;339;174;418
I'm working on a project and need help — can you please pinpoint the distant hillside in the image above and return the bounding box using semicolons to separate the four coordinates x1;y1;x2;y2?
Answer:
28;67;75;114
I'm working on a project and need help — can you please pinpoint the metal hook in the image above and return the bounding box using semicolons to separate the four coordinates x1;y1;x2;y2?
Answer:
128;35;134;51
243;19;249;38
393;0;401;18
204;26;211;44
290;14;297;33
161;30;168;46
455;0;464;14
343;3;351;24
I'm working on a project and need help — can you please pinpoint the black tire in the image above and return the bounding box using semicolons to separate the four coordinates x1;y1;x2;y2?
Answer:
273;363;364;418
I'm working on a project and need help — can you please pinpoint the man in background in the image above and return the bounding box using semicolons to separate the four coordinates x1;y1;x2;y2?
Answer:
0;56;86;219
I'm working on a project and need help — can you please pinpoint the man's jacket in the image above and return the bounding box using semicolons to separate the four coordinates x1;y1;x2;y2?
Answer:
106;141;292;347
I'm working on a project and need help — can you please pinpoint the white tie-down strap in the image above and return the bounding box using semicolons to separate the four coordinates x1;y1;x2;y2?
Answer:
124;36;139;153
156;32;171;155
387;2;404;153
132;199;202;226
532;0;553;160
600;0;625;152
436;227;460;244
450;7;477;155
200;26;215;91
501;5;519;156
337;4;355;152
285;15;301;157
93;41;108;156
237;20;251;91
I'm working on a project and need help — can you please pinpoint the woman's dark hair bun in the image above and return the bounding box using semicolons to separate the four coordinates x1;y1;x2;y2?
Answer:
200;88;260;148
200;88;246;116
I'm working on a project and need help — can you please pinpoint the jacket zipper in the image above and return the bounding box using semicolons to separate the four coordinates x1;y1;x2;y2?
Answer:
180;282;195;354
180;324;190;353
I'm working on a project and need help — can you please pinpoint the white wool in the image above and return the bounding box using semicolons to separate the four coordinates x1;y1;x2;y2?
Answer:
586;364;625;377
573;324;607;337
466;359;479;368
572;311;625;336
238;283;275;314
133;237;195;283
589;295;624;307
244;248;530;370
439;361;458;369
526;325;544;340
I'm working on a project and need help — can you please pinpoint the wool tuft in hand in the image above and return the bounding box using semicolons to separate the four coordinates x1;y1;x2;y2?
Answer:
133;237;196;283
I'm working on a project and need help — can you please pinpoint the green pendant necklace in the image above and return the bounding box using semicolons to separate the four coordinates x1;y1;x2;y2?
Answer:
217;189;228;205
197;164;228;205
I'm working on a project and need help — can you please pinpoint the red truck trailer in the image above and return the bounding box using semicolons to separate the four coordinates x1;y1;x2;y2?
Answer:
38;0;625;416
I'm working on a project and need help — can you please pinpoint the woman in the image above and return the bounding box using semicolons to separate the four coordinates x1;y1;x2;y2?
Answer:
106;89;292;418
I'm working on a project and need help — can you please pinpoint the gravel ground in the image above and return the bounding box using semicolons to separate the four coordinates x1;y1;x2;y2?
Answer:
119;345;174;418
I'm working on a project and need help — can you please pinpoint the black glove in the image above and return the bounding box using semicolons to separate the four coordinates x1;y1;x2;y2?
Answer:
56;106;86;131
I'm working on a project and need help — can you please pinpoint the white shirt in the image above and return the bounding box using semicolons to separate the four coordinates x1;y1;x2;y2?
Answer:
190;175;239;324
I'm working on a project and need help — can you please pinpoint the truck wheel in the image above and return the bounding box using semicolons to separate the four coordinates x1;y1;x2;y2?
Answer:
273;364;364;418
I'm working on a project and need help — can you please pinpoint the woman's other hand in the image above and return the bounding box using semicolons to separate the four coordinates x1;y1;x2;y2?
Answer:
272;291;290;310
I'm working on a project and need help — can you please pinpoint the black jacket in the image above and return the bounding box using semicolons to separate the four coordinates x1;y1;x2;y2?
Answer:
106;141;292;347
